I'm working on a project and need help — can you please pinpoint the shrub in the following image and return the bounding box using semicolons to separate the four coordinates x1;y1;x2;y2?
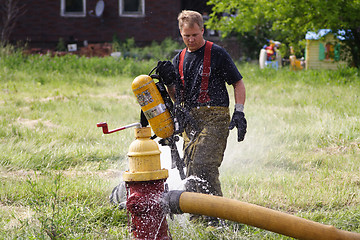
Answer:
112;36;183;61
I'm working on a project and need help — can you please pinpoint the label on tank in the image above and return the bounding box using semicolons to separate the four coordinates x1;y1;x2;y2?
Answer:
136;90;154;107
144;104;166;119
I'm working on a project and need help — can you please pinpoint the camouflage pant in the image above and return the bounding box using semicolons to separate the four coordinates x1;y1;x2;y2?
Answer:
183;106;230;197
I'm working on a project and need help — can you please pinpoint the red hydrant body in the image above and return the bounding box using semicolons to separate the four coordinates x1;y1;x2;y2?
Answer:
126;180;170;239
123;127;170;239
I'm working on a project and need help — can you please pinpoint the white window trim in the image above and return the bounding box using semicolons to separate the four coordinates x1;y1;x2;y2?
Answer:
119;0;145;17
60;0;86;17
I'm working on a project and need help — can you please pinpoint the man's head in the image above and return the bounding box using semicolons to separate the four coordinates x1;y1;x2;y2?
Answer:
178;10;204;31
178;10;205;52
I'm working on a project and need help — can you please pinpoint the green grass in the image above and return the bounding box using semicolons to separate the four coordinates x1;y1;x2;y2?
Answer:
0;51;359;239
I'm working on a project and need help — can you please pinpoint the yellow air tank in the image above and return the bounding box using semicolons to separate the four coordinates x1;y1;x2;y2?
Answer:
132;75;174;139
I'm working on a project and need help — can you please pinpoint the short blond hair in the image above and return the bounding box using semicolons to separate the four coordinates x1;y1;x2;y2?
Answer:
177;10;204;31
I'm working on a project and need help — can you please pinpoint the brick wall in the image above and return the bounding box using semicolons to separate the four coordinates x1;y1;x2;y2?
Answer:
11;0;181;48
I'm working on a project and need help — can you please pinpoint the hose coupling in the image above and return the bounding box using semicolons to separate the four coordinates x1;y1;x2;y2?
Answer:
163;190;184;215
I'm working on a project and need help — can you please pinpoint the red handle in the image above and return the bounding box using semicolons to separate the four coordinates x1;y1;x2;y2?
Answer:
97;122;140;134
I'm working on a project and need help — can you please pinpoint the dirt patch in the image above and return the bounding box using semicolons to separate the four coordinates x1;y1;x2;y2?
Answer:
23;95;69;103
5;93;131;106
16;117;59;129
314;141;360;155
59;169;123;179
89;93;133;101
39;96;69;102
0;169;122;180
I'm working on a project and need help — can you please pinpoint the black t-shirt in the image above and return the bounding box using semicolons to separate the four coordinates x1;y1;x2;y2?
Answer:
171;41;242;108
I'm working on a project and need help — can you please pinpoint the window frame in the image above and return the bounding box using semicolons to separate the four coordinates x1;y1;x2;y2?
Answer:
60;0;86;17
119;0;145;18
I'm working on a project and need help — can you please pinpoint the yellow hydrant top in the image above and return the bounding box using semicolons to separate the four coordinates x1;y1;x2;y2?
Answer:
123;127;168;182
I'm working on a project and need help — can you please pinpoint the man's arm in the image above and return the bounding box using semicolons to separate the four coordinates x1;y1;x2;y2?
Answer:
229;79;247;142
233;79;246;108
166;85;176;101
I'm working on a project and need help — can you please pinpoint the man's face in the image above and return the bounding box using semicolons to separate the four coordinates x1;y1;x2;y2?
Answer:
180;23;205;52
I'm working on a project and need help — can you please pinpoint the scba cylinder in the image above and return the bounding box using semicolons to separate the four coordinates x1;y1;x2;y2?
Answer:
132;75;174;139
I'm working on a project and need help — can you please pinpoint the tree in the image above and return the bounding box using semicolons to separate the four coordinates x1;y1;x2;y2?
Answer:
0;0;26;46
207;0;360;67
206;0;276;59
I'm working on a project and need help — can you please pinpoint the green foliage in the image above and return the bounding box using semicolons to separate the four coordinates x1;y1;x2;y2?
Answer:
1;171;128;239
0;52;157;78
1;38;182;80
206;0;275;59
111;34;121;52
0;44;17;57
207;0;360;67
112;36;183;60
55;38;66;52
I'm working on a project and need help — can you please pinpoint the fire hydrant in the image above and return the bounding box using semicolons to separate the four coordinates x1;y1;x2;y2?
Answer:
123;127;170;240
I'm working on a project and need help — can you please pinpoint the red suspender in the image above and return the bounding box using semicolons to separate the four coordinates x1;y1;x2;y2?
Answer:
199;41;213;103
179;48;186;85
178;41;213;104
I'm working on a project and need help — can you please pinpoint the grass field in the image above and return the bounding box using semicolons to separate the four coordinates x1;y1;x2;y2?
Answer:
0;50;359;239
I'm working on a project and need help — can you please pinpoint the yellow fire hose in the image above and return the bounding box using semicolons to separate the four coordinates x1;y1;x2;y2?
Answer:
166;191;360;240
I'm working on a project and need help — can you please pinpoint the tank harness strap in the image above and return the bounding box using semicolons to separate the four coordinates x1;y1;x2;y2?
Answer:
178;41;213;104
199;41;213;103
179;48;186;85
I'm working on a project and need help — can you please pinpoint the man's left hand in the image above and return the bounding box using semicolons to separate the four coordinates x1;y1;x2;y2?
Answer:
229;111;247;142
156;61;176;85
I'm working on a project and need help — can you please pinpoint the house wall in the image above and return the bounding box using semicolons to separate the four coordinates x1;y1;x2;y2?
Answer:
9;0;244;60
305;34;347;70
10;0;181;48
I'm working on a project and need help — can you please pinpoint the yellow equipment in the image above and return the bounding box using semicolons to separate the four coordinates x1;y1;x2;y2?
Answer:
132;75;174;139
123;127;168;182
166;191;360;240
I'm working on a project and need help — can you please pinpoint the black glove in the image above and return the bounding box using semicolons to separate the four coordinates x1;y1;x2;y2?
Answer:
156;61;176;86
229;111;247;142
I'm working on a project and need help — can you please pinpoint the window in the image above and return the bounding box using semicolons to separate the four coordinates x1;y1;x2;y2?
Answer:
61;0;86;17
319;42;341;61
119;0;145;17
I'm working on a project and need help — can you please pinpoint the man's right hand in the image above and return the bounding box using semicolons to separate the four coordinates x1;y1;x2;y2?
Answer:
156;61;176;85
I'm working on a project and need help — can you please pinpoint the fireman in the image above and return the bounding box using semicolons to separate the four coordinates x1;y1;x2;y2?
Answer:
157;10;247;226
